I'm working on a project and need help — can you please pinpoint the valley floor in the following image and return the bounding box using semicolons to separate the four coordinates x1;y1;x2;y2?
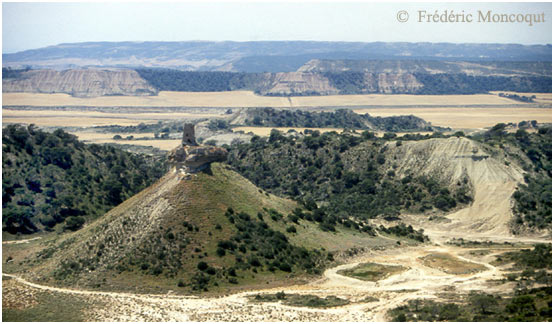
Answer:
2;235;548;322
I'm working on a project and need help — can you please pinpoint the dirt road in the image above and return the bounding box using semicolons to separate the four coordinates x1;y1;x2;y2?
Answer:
2;237;42;245
2;241;529;321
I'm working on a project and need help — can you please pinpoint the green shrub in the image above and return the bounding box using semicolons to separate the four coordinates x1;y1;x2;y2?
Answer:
197;261;208;271
63;216;85;231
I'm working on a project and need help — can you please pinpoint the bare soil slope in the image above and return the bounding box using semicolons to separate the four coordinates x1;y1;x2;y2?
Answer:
385;137;526;239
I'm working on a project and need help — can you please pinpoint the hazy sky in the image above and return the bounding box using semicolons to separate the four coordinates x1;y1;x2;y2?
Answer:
2;2;552;53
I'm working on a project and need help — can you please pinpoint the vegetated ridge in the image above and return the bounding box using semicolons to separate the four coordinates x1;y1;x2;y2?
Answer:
3;61;551;98
299;59;552;77
2;125;166;234
227;127;551;236
135;68;551;96
226;131;473;221
228;108;438;132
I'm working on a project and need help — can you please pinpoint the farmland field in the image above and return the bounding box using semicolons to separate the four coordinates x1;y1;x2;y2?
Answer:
2;91;290;107
3;92;551;151
2;109;223;127
354;107;552;129
68;132;181;150
3;91;542;108
290;93;523;107
4;106;549;131
489;91;552;105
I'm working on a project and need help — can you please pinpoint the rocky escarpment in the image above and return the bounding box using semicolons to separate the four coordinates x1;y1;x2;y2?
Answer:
368;73;423;94
252;71;421;95
2;69;157;97
257;72;339;96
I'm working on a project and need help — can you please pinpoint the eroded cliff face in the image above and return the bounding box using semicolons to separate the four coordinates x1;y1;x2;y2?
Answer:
258;72;340;96
2;69;157;97
373;73;423;94
252;70;422;95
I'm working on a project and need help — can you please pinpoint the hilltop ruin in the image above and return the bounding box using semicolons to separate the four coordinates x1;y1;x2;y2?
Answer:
168;123;227;173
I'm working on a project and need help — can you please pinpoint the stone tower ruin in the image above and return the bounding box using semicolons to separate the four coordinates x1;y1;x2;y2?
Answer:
169;122;228;174
182;123;198;146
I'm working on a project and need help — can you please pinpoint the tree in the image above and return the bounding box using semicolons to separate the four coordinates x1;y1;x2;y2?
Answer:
470;293;498;314
64;216;85;231
506;295;536;316
197;261;208;271
269;129;283;143
253;115;263;125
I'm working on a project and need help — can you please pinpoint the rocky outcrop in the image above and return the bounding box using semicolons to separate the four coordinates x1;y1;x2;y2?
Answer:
168;123;228;173
2;69;157;97
168;145;228;173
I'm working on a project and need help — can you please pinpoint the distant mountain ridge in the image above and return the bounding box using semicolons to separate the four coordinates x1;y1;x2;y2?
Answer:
3;41;551;72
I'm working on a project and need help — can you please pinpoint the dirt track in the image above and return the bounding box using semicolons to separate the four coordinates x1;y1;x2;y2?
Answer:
2;241;533;321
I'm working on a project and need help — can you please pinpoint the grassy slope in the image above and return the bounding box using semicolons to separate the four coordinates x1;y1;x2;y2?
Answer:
2;277;99;322
9;163;393;295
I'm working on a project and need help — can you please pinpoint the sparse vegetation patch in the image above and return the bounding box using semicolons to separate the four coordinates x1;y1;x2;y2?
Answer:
419;253;487;275
338;262;406;282
250;292;350;308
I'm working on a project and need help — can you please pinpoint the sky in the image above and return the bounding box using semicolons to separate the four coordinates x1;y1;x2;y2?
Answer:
2;1;552;54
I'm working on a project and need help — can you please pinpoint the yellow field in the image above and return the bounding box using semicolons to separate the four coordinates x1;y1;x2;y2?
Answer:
355;107;552;129
72;132;181;150
2;91;290;107
2;116;156;127
109;139;181;150
291;93;521;107
2;91;536;108
72;132;153;141
3;92;551;132
2;109;222;127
